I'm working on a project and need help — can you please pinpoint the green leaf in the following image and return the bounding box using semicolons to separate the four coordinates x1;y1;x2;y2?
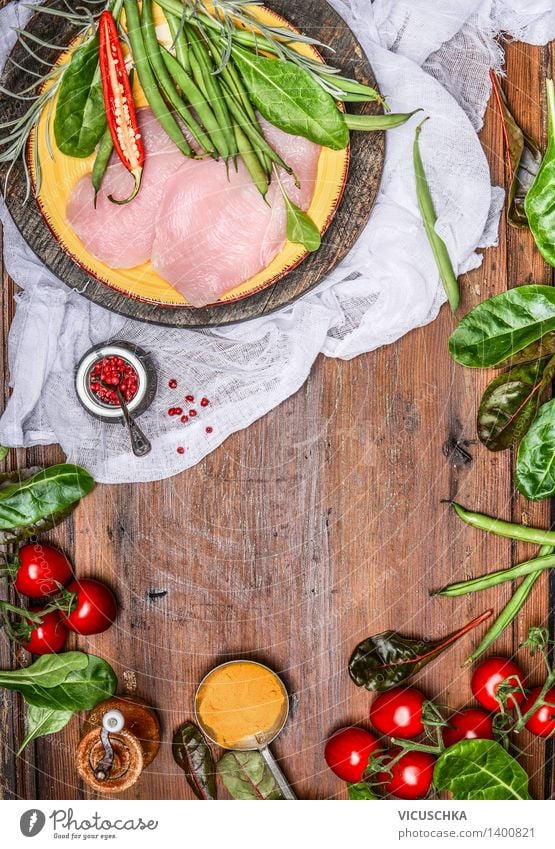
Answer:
448;285;555;368
283;194;321;252
516;398;555;500
0;447;8;462
0;652;116;711
54;36;106;158
490;73;541;228
526;79;555;265
0;464;94;531
477;356;555;451
434;739;532;800
18;705;73;755
348;781;378;799
172;722;217;800
232;47;349;150
217;751;285;800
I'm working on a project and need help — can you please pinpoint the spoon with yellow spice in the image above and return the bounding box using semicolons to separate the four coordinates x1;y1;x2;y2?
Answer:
195;660;295;800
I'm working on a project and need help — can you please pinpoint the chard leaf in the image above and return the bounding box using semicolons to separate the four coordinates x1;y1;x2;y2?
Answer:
54;36;106;158
448;285;555;368
284;194;321;252
217;751;285;800
18;705;73;754
525;79;555;266
232;47;349;150
0;447;8;462
434;739;532;800
516;398;555;500
477;356;555;451
490;72;541;228
173;722;217;800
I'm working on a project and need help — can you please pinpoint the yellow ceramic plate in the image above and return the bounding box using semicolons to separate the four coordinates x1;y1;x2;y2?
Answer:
29;5;349;307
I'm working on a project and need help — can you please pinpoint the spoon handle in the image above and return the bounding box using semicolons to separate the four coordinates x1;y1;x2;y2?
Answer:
259;746;296;800
116;388;151;457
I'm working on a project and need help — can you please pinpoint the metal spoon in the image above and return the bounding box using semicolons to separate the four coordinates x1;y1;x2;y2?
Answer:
101;381;151;457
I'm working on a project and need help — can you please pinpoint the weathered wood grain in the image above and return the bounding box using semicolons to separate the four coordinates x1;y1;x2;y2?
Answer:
0;20;553;802
0;0;384;328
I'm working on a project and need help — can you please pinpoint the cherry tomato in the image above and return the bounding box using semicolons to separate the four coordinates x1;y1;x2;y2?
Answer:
21;609;68;655
376;749;435;799
522;687;555;738
63;579;117;635
369;687;426;739
471;657;526;712
324;727;382;782
442;708;494;748
14;543;73;598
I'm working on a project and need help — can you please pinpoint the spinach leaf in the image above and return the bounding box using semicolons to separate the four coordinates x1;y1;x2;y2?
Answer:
348;782;378;799
0;652;116;711
490;72;541;228
217;751;285;800
54;36;106;158
477;357;555;451
18;705;73;754
284;193;321;252
516;398;555;500
448;285;555;368
526;79;555;266
232;47;349;150
173;722;217;800
434;739;532;799
0;464;94;532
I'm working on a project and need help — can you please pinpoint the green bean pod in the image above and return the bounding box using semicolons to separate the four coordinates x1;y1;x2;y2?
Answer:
463;548;551;665
91;124;114;207
164;10;191;73
413;119;459;314
122;0;192;157
161;48;232;160
451;502;555;546
435;552;555;597
233;124;269;197
220;85;292;175
345;109;422;131
186;24;236;157
141;0;215;155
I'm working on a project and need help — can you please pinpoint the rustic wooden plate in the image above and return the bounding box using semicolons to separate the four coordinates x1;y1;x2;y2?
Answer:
0;1;385;328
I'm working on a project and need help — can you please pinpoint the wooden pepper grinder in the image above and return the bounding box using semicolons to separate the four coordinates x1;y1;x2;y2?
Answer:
76;697;161;794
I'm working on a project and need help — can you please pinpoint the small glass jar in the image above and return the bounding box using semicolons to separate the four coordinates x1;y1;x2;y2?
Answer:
75;340;157;423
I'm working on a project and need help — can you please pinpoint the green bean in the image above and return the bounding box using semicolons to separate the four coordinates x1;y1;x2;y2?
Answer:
161;48;233;160
123;0;193;157
319;72;388;108
345;109;422;131
164;10;190;73
451;502;555;546
463;547;552;665
233;124;269;197
186;24;236;157
92;124;114;207
218;83;292;175
435;552;555;597
413;119;459;314
141;0;216;155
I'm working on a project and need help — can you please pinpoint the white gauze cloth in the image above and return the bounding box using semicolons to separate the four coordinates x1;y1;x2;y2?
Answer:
1;0;554;483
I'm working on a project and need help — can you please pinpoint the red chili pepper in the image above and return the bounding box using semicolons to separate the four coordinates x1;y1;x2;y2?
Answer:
98;11;144;204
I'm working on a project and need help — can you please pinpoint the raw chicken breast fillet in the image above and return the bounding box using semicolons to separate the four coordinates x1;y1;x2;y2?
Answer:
66;109;186;268
151;121;321;306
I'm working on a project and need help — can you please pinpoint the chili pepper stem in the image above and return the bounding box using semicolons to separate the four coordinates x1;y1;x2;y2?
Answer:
108;165;143;205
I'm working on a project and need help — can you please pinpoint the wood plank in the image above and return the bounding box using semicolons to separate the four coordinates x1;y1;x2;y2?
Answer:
0;23;553;803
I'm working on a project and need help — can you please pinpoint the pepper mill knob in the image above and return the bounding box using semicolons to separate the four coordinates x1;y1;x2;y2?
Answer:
76;697;160;794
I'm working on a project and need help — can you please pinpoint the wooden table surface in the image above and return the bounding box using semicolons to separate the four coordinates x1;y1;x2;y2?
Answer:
1;37;554;801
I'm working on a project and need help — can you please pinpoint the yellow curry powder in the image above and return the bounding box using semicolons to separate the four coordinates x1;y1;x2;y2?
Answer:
196;662;287;748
